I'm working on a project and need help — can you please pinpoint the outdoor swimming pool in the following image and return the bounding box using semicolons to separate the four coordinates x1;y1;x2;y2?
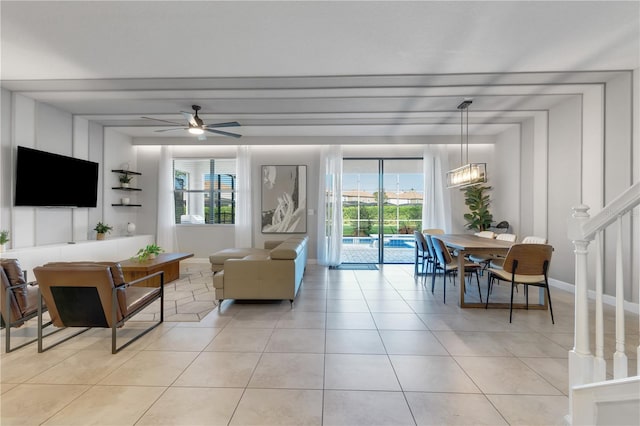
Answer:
342;236;414;249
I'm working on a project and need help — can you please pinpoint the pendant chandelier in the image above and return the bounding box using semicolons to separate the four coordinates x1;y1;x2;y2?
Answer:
446;99;487;189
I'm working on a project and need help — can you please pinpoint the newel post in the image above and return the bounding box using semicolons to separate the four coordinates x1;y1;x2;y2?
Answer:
567;205;595;423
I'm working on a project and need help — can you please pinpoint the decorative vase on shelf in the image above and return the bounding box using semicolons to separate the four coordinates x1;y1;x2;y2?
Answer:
121;183;130;188
127;222;136;236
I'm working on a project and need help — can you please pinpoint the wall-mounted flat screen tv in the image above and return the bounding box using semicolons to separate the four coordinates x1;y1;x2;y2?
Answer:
15;146;99;207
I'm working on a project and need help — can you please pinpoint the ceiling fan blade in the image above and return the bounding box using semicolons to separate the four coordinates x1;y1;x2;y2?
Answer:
141;117;184;126
205;128;242;138
205;121;241;129
180;111;198;127
197;133;207;141
154;127;186;133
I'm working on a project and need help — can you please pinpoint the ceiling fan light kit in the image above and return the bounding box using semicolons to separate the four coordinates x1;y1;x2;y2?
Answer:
446;99;488;189
142;104;241;139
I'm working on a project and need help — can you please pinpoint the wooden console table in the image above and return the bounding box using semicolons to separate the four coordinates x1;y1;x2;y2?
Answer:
120;252;194;286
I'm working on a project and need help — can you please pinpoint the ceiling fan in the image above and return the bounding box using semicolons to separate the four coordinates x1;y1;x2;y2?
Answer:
142;105;241;140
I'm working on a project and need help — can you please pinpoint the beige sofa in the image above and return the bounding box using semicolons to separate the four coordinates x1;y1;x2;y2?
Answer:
211;236;308;305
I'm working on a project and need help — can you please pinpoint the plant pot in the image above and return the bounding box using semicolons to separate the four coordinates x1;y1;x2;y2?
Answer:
121;183;130;188
148;253;156;260
97;233;105;240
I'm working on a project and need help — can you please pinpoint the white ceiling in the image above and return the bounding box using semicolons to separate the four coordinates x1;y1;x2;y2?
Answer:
2;1;638;143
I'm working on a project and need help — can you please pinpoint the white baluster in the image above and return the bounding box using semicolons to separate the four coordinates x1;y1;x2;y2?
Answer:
613;215;628;379
567;205;594;422
593;231;606;382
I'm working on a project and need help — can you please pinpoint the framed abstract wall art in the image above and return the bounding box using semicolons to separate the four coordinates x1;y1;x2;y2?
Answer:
261;165;307;233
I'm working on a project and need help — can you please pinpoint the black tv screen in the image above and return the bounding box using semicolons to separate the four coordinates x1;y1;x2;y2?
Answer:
15;146;99;207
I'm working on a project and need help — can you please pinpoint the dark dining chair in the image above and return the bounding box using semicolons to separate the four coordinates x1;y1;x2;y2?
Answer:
431;237;483;304
423;229;445;274
413;231;429;277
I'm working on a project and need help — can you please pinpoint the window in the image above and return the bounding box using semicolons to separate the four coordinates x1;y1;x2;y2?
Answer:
173;158;237;224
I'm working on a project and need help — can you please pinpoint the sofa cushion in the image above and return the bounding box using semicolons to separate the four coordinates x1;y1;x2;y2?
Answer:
209;248;269;265
263;240;285;250
242;254;270;261
270;242;303;260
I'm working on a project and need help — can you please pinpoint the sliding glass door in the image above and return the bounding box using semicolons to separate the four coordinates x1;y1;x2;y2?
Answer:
342;158;424;264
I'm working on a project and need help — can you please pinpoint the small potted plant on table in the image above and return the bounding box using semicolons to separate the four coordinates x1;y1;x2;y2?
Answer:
134;244;164;262
94;222;113;240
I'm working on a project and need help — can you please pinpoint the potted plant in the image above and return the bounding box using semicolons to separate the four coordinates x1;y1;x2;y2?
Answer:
0;230;9;252
133;244;163;262
462;185;493;231
119;174;133;188
94;222;113;240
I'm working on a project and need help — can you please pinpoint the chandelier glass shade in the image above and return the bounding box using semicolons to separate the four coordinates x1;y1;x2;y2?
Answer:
446;99;488;189
446;163;486;188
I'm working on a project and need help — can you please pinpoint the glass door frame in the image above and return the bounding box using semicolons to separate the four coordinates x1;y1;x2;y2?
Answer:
343;157;423;264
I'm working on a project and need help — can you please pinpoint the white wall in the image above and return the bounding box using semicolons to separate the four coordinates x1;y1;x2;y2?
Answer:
0;92;132;254
1;89;12;234
548;96;582;284
518;117;535;239
11;94;37;248
102;128;138;238
492;126;520;234
603;72;634;299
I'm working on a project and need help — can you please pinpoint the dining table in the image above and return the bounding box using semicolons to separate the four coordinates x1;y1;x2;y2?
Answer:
433;234;548;309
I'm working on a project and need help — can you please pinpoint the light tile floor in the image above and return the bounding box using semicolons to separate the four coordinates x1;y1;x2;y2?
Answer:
1;261;638;425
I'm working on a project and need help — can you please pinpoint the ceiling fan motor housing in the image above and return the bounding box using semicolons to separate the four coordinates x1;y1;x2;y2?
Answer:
192;105;204;127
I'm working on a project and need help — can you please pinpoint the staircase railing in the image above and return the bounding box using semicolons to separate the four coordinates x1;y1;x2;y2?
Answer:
567;181;640;424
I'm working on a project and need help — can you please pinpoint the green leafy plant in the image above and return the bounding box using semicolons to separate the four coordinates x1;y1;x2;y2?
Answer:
93;222;113;234
462;185;493;231
133;244;164;262
119;174;133;184
0;230;9;245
